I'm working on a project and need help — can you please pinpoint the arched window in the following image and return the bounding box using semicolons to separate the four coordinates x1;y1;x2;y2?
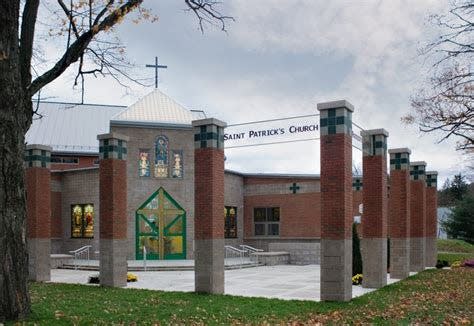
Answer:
154;136;169;178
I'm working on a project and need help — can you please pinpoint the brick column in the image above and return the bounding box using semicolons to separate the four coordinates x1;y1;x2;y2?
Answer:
361;129;389;288
98;133;128;287
409;161;427;272
425;171;438;267
388;148;411;279
25;144;52;281
318;100;353;301
193;118;226;294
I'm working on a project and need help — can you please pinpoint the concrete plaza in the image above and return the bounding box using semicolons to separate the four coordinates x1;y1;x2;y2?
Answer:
50;265;403;301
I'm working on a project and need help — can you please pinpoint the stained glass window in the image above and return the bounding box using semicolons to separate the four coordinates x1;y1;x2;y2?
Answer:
71;204;94;238
254;207;280;236
138;150;150;177
171;150;183;178
224;206;237;238
154;136;169;178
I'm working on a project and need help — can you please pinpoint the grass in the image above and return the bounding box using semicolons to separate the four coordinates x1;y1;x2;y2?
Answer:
438;252;474;265
437;239;474;253
12;267;474;325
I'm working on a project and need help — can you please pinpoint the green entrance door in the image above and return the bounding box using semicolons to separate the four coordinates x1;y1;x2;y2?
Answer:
136;187;186;260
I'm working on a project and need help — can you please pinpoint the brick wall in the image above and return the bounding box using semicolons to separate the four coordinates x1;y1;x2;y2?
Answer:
51;155;98;171
389;170;411;238
194;148;225;240
26;168;51;239
410;180;426;238
426;187;437;238
99;159;127;239
320;133;353;240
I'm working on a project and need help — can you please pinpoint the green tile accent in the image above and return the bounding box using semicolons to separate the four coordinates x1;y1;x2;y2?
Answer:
426;174;437;187
289;183;300;194
352;178;363;191
194;124;224;149
319;108;352;136
99;138;127;160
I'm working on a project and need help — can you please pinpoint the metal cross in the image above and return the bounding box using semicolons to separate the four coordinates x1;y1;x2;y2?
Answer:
289;183;300;194
146;56;167;88
352;178;363;191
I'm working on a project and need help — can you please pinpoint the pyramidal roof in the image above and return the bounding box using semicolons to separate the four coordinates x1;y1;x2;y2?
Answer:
110;89;206;127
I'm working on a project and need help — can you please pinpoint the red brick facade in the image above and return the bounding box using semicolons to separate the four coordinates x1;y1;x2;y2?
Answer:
425;187;437;238
362;156;388;238
320;133;353;240
51;155;98;171
389;170;411;238
194;148;225;240
99;159;127;239
26;167;51;239
410;180;426;238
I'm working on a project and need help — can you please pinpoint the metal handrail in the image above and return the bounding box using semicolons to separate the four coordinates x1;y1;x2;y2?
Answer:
239;244;263;253
69;245;92;270
239;245;263;265
224;245;246;268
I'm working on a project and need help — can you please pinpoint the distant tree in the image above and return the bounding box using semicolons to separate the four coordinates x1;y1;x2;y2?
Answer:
404;1;473;152
352;223;362;276
450;174;470;201
438;173;470;206
442;195;474;244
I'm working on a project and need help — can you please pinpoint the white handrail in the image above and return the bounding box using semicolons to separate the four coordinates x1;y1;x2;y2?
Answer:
224;245;246;268
239;244;263;253
69;245;92;270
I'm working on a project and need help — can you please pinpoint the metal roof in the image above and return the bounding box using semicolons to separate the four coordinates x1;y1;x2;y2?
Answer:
26;90;207;154
110;89;206;128
26;102;125;154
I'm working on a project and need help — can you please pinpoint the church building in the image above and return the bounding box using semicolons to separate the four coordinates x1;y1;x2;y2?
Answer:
26;89;363;264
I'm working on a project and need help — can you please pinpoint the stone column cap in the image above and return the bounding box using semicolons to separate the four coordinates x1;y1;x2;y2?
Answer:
97;132;129;142
410;161;427;166
317;100;354;112
192;118;227;128
388;148;411;154
426;171;438;175
26;144;52;152
361;128;389;137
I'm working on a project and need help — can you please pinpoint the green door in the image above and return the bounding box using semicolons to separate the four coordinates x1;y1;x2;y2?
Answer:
136;187;186;260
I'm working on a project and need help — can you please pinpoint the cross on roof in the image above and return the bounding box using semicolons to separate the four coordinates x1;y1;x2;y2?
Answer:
146;56;168;89
289;182;300;194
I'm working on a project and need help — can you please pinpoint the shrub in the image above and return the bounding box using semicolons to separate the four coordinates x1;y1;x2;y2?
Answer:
127;272;138;282
435;260;449;269
450;261;462;268
352;223;363;276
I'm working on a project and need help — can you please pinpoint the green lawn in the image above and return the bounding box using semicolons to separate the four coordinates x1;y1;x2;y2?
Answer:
437;239;474;253
13;267;474;325
438;252;474;265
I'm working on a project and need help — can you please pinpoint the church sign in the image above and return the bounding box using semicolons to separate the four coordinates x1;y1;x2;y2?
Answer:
223;115;320;148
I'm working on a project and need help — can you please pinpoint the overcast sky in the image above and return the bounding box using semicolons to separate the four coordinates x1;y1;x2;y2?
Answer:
37;0;471;186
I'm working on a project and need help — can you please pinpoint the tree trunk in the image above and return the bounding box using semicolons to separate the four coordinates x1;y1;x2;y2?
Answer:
0;1;32;321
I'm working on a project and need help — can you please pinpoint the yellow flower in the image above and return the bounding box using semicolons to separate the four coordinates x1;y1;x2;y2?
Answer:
127;272;138;282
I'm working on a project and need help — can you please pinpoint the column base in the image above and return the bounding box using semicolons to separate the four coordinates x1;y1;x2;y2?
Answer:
320;239;352;301
28;238;51;282
410;237;426;272
195;238;224;294
425;237;437;267
362;238;387;288
390;238;410;279
100;239;127;287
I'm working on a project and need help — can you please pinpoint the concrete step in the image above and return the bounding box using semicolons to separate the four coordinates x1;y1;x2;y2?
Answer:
59;262;264;272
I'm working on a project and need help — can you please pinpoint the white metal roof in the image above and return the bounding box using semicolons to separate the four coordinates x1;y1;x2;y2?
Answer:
26;102;125;154
110;89;206;127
